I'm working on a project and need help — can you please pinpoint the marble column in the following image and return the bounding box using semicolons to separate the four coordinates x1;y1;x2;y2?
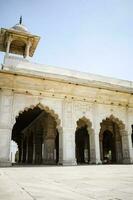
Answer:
121;130;133;164
89;129;102;164
84;134;89;163
58;132;63;165
35;127;43;164
20;140;23;163
18;143;22;163
27;133;33;164
26;136;29;163
24;40;31;59
22;138;26;163
32;133;36;164
43;137;56;164
0;128;12;166
62;128;77;166
6;36;13;55
0;90;13;166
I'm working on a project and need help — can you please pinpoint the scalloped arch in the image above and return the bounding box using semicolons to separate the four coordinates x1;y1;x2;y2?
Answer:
76;116;94;134
100;114;125;130
15;103;62;133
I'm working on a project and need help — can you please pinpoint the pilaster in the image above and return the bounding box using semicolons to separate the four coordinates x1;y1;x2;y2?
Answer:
62;100;77;165
91;104;102;164
121;130;133;164
0;89;13;166
0;128;12;166
62;128;77;166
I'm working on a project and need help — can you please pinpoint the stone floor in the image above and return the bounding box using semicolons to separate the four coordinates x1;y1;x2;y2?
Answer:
0;165;133;200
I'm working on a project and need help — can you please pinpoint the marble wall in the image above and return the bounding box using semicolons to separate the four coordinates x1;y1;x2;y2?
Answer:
0;71;133;166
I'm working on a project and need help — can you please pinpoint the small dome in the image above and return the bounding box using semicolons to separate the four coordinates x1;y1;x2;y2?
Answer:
11;23;29;33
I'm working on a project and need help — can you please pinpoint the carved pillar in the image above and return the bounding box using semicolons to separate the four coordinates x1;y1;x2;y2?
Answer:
41;116;47;164
6;36;13;55
121;129;132;164
35;126;43;164
89;132;96;163
42;116;56;164
24;40;31;58
91;104;102;164
43;136;56;164
27;132;33;164
62;128;77;166
115;127;123;163
100;141;103;161
62;101;77;165
32;132;36;164
0;90;13;166
20;139;23;163
6;41;11;55
58;131;63;164
89;128;102;164
84;134;89;163
26;136;29;163
18;143;22;163
22;138;26;163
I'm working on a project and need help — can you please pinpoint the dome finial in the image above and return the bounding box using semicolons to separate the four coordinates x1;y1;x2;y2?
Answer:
19;16;22;24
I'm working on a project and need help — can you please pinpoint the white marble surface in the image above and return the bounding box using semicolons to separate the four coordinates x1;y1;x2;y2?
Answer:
3;56;133;93
0;165;133;200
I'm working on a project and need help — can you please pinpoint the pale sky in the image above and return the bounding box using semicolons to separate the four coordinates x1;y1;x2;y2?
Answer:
0;0;132;81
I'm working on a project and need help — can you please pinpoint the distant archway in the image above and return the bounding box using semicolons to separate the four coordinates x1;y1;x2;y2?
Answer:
11;104;62;165
99;115;124;164
75;117;93;164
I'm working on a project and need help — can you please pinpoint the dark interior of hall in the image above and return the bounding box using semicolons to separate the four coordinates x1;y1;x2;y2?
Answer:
75;126;90;164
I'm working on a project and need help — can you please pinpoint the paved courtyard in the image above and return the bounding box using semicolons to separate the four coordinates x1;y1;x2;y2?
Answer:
0;165;133;200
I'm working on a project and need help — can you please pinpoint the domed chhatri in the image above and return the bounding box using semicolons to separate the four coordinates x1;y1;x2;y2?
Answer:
11;16;29;33
0;17;40;59
11;23;29;33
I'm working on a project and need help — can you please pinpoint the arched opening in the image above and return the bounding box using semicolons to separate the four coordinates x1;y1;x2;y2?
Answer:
75;118;90;164
12;105;60;165
99;116;123;164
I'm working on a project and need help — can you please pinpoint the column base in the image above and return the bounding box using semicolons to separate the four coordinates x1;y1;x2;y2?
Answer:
0;161;12;167
89;159;102;165
42;160;57;165
58;160;63;165
123;158;132;164
62;159;77;166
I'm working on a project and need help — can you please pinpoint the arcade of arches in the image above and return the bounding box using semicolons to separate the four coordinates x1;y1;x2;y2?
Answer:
11;107;132;166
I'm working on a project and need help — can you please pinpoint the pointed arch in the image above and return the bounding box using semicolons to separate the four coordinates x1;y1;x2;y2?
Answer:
15;103;62;134
99;114;125;164
76;116;94;135
75;116;93;164
100;114;125;133
11;103;63;165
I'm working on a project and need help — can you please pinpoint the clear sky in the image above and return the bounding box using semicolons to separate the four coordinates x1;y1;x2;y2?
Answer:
0;0;132;80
